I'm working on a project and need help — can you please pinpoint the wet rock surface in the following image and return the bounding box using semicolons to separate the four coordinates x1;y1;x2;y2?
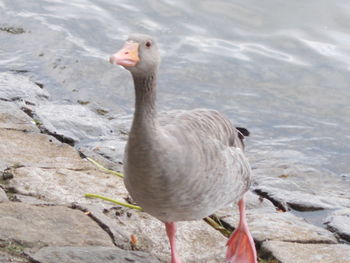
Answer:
79;138;127;165
250;161;350;212
0;187;8;202
217;207;337;244
0;100;39;132
0;73;349;263
324;208;350;242
35;104;115;143
0;72;49;105
260;241;350;263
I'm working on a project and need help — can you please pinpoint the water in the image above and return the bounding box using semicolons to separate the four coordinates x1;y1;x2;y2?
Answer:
0;0;349;176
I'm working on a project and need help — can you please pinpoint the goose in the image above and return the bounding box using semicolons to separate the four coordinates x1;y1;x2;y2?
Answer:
109;33;257;263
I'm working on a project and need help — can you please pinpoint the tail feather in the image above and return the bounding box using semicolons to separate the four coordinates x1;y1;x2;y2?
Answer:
236;127;250;139
233;127;250;149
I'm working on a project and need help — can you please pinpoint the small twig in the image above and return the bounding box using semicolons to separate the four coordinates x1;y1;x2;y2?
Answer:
203;216;232;238
87;157;124;178
85;193;142;211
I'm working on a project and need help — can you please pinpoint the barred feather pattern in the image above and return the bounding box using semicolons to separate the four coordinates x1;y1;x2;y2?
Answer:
124;107;251;222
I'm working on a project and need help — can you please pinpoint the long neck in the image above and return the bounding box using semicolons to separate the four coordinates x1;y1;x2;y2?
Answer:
130;72;158;134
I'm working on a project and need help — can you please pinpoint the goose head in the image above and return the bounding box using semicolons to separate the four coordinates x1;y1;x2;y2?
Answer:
110;33;160;76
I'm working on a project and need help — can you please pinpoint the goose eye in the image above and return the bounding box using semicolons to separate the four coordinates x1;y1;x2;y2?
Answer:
145;41;152;48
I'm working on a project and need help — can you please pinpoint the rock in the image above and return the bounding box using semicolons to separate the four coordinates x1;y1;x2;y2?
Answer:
0;72;49;105
0;251;28;263
72;204;131;250
27;246;162;263
244;191;276;211
11;194;54;205
78;145;124;172
35;104;115;143
9;166;128;205
324;208;350;241
0;202;114;249
0;187;9;202
79;138;126;164
251;163;350;211
0;129;91;171
102;207;227;263
260;241;350;263
0;101;39;132
216;208;337;244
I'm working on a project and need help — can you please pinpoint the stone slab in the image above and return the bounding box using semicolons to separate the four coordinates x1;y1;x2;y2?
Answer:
324;208;350;242
216;208;337;244
0;101;39;132
0;251;28;263
27;246;162;263
260;240;350;263
0;129;91;171
9;166;128;205
0;202;114;248
0;72;49;105
79;138;126;165
0;187;8;202
251;163;350;211
102;207;227;263
72;204;131;250
35;104;115;143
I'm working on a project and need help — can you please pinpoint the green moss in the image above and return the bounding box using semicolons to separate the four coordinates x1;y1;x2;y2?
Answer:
258;258;279;263
96;108;109;116
0;241;25;256
0;177;7;185
77;100;90;105
33;119;42;127
0;26;25;34
2;170;14;180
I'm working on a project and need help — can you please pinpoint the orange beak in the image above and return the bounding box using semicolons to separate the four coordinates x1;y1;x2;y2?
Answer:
109;42;140;67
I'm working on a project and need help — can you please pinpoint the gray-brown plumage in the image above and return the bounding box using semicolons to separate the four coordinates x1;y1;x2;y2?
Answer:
110;33;251;223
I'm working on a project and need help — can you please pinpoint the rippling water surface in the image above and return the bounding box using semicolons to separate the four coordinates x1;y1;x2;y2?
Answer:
0;0;349;175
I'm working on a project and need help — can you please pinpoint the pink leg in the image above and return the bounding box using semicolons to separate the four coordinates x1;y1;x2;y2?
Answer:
226;198;257;263
165;222;182;263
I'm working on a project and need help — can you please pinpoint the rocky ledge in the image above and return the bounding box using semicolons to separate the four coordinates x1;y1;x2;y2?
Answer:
0;72;349;263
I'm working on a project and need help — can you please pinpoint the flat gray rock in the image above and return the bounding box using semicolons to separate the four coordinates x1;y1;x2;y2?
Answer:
0;101;39;132
251;163;350;211
35;104;115;143
0;72;49;105
11;194;54;205
324;208;350;241
79;138;126;164
260;240;350;263
0;202;114;248
9;166;128;205
0;187;8;202
244;191;276;211
0;251;28;263
216;207;337;244
0;129;91;171
102;207;227;263
71;204;131;250
27;246;161;263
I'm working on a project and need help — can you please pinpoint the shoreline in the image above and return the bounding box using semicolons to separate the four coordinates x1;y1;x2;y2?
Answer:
1;71;349;262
